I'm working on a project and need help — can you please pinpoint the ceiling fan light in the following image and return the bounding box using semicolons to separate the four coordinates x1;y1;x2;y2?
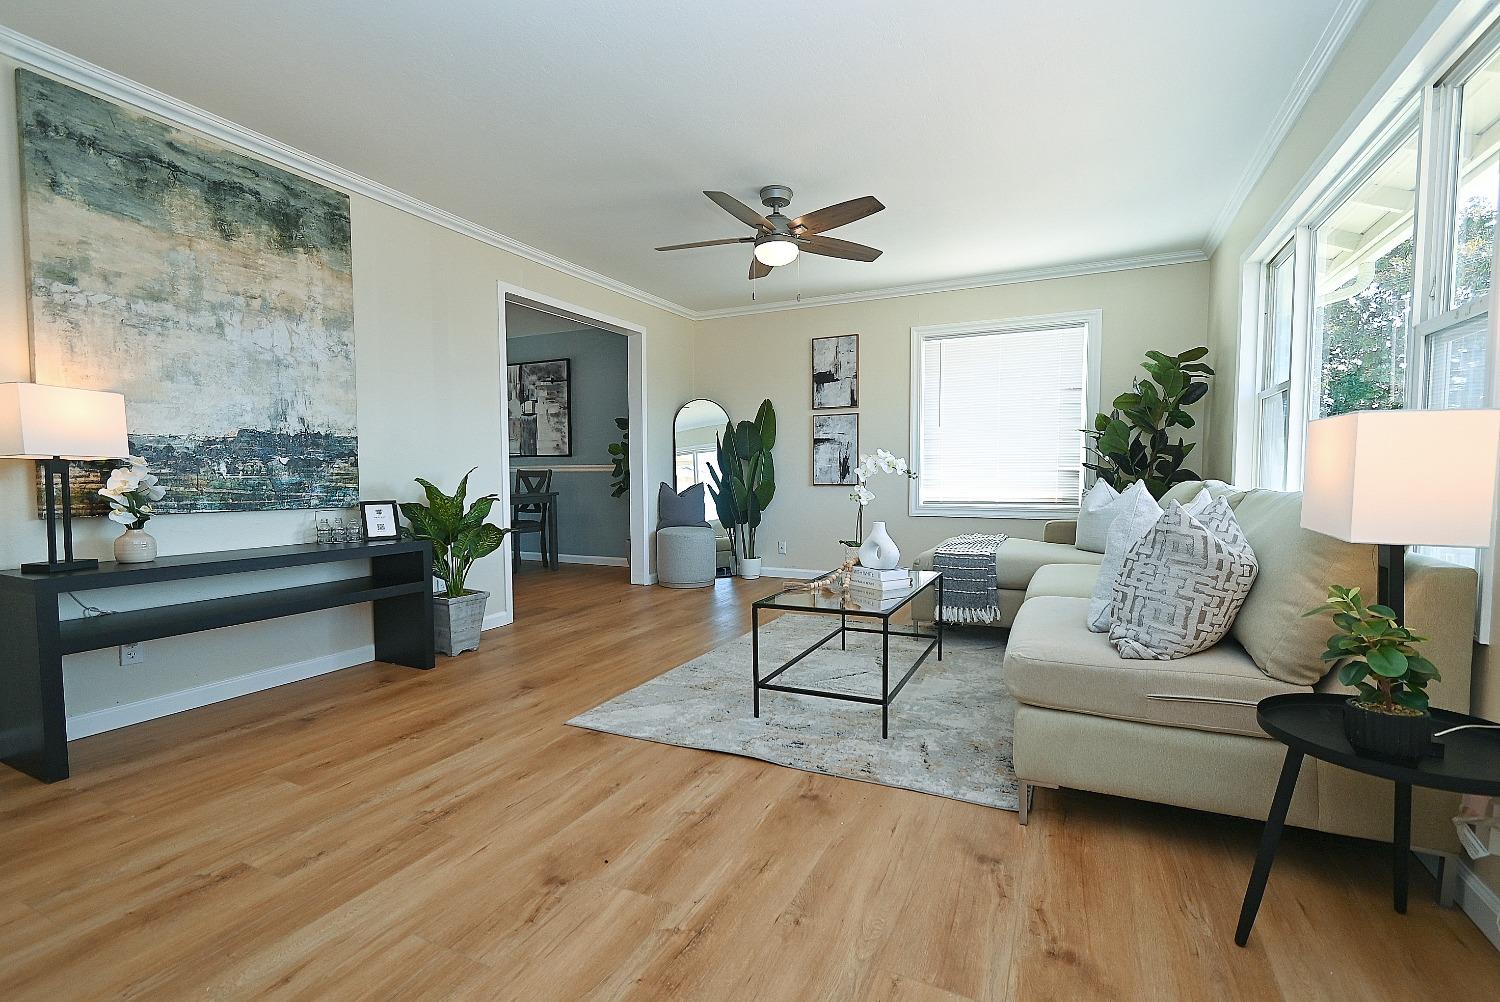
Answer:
753;237;799;267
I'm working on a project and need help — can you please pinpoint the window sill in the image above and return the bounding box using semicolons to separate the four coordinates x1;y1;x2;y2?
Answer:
910;503;1080;521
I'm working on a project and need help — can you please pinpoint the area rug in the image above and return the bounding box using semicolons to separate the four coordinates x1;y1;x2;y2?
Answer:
568;614;1018;811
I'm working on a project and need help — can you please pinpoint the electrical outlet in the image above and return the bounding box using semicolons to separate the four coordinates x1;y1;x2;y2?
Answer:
778;541;787;555
119;643;145;667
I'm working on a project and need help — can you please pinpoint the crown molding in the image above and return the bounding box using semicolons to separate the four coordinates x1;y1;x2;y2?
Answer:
0;25;698;321
692;248;1208;319
1202;0;1371;255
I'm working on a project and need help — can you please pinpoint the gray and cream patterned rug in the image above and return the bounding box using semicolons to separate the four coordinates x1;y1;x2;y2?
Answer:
569;613;1018;811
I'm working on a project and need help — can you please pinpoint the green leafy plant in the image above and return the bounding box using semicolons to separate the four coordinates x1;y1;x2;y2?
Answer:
1304;585;1438;714
398;468;511;598
706;399;776;560
1085;347;1214;498
608;417;628;498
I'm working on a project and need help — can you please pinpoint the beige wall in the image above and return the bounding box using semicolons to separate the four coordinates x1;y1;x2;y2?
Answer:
0;58;694;721
693;262;1211;571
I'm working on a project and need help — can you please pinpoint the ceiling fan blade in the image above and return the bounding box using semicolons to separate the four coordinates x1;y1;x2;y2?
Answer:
791;195;884;234
796;234;883;262
749;254;772;280
655;237;755;251
705;190;773;231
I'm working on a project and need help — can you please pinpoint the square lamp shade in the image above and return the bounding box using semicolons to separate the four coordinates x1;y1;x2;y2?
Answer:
0;382;129;460
1301;409;1500;547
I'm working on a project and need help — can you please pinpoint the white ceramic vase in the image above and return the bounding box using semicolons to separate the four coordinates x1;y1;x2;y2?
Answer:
114;528;158;564
858;520;901;570
739;556;763;580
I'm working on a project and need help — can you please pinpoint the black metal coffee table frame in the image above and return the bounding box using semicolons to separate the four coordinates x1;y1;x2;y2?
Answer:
752;571;943;739
1235;692;1500;946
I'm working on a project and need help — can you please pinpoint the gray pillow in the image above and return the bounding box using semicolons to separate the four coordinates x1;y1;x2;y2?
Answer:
1108;498;1259;660
657;482;710;529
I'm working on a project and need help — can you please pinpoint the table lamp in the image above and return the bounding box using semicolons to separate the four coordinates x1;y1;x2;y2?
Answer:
0;382;129;574
1301;409;1500;623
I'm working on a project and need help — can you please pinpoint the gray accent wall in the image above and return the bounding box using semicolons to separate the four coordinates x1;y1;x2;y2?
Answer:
507;325;629;559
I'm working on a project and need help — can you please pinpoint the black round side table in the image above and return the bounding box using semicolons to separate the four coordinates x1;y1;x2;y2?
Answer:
1235;692;1500;947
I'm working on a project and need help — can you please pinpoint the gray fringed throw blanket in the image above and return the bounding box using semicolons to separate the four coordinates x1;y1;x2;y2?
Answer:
933;533;1008;625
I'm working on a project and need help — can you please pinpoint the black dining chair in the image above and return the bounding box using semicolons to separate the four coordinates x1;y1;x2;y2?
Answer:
512;468;554;569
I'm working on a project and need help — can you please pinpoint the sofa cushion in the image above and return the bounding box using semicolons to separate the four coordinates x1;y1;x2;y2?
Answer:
1108;499;1259;660
1005;596;1305;738
1161;479;1236;507
994;537;1103;591
1026;562;1099;601
1230;488;1378;686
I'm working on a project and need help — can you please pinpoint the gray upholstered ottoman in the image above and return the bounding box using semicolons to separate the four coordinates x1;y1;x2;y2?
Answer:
656;525;716;588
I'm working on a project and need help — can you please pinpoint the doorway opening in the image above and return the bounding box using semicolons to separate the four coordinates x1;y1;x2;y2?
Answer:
498;288;648;618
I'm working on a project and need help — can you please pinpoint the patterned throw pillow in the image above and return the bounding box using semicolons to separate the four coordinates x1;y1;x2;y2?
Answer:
1107;498;1259;660
1087;487;1210;632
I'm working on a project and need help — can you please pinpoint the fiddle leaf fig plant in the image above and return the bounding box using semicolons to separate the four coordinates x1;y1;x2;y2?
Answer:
398;468;511;598
1304;584;1438;714
1085;346;1214;498
608;416;628;498
706;398;776;560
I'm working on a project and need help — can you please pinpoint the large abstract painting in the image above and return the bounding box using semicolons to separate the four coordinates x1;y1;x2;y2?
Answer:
17;69;357;514
508;358;572;457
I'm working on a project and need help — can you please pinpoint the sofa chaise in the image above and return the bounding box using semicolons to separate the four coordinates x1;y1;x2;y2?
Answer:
913;481;1477;890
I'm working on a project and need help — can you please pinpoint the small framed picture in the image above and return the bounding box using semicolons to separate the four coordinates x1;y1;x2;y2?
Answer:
360;500;401;541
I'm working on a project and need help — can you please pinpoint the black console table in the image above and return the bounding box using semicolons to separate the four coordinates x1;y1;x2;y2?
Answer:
0;540;434;783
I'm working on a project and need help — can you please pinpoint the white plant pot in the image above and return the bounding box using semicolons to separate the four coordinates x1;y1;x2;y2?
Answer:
739;557;763;580
434;589;488;656
114;528;158;564
858;520;901;570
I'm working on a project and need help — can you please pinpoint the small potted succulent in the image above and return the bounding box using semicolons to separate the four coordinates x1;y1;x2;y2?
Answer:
1305;585;1439;761
98;456;166;563
399;468;510;656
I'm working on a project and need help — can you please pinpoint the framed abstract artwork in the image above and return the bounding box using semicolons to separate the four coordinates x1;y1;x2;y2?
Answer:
508;358;572;457
812;413;859;485
16;69;358;515
811;334;858;409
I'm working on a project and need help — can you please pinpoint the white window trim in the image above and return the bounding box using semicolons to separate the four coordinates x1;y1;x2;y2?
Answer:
908;310;1102;520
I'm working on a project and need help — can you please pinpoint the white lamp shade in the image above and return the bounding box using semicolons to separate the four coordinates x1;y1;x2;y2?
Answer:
0;382;129;460
1301;409;1500;547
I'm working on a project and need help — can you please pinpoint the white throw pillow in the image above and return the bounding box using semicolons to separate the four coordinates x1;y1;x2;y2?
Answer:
1107;498;1259;660
1087;487;1164;631
1076;480;1150;553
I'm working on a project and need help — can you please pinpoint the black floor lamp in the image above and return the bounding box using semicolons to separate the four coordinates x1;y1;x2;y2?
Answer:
0;382;130;574
1301;409;1500;621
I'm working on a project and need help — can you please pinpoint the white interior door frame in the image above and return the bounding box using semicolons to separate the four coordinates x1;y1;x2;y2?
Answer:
496;282;651;615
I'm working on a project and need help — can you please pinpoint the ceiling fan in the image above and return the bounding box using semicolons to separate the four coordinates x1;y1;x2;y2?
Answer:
656;185;884;280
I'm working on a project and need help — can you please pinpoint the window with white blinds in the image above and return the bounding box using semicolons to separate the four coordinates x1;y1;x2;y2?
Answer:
911;313;1099;518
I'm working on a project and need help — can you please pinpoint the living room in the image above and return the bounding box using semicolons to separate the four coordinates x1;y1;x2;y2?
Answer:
1;2;1499;999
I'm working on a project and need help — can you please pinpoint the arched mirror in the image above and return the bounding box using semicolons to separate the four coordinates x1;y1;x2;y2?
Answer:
673;398;730;522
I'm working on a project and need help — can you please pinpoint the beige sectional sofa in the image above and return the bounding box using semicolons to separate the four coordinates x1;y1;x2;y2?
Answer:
913;481;1478;882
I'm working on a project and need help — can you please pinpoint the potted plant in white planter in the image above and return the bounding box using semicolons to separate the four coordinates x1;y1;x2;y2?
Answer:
706;399;776;579
1305;584;1440;761
399;469;510;656
98;456;166;563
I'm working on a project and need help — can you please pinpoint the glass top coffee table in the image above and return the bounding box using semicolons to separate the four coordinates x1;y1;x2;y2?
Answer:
751;570;943;738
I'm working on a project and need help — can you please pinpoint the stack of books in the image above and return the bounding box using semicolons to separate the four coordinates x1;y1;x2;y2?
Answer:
849;565;913;602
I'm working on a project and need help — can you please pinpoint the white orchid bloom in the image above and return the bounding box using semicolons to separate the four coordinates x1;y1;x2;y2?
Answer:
107;509;135;525
98;486;124;500
145;485;166;501
894;458;908;475
851;485;876;506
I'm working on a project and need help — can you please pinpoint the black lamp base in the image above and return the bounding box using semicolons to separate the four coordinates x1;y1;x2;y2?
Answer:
20;557;99;575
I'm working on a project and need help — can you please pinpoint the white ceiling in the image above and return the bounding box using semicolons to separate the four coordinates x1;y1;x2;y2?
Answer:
0;1;1350;313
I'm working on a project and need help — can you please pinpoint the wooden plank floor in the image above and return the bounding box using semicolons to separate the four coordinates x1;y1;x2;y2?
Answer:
1;565;1496;1000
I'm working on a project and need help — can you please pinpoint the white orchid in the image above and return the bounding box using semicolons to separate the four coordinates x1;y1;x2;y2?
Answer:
840;448;919;547
850;485;876;506
97;458;166;531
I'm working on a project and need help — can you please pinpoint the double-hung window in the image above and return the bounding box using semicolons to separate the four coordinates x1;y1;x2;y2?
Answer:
1256;241;1298;489
910;312;1100;519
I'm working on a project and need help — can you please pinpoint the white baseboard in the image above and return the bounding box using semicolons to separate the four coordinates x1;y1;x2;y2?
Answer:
483;609;513;631
758;565;824;579
1456;859;1500;952
66;643;377;739
519;551;629;567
